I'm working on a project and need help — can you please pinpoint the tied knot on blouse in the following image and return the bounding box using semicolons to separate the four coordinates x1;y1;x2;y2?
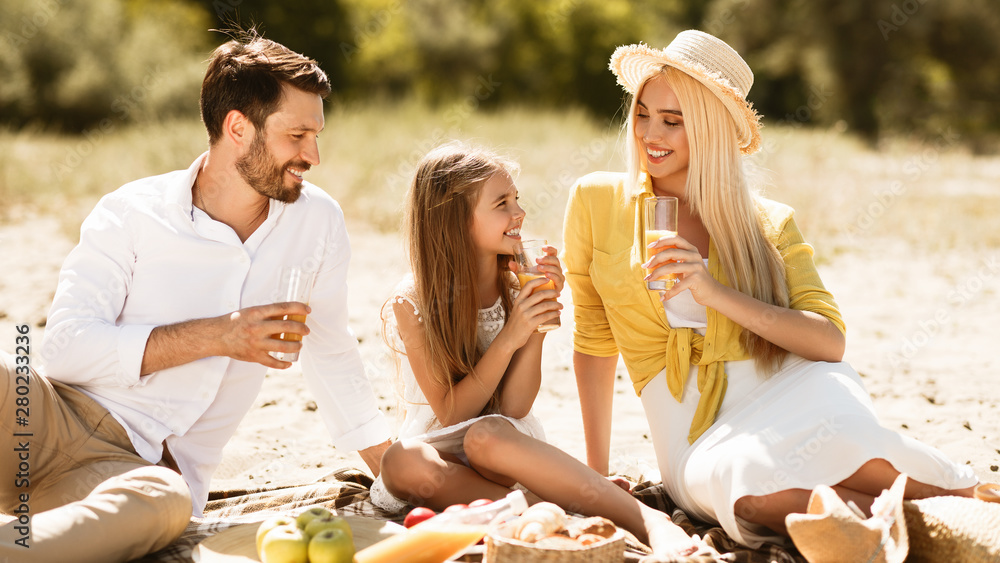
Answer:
636;189;750;445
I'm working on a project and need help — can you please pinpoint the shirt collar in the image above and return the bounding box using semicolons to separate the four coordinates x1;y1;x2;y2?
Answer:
175;152;290;228
169;152;208;218
630;171;655;201
640;171;654;194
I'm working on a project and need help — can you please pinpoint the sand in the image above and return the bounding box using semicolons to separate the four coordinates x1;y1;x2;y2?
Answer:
1;212;996;496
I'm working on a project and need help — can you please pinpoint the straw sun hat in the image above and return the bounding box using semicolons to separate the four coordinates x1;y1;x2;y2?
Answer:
610;29;762;155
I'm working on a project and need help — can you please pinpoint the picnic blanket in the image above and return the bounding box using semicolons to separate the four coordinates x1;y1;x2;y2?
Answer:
133;467;805;563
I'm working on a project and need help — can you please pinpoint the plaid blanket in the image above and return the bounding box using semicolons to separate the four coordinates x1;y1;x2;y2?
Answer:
628;480;805;563
133;468;805;563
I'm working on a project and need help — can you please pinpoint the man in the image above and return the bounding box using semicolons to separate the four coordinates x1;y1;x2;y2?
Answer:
0;31;391;562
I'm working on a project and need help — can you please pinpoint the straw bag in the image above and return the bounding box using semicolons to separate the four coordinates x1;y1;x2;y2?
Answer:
484;519;626;563
787;474;1000;563
904;492;1000;562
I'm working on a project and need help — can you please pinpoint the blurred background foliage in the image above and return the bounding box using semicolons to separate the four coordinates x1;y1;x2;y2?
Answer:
1;0;998;150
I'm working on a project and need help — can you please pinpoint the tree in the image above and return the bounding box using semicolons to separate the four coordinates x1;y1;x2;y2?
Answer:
0;0;209;131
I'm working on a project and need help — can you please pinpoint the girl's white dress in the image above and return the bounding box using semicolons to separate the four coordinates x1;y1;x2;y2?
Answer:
370;278;545;511
643;280;978;547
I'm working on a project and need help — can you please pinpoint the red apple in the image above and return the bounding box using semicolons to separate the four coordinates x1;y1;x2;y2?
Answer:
403;506;437;528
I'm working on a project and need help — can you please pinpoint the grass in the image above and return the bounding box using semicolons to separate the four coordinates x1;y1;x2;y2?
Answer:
0;119;207;237
318;99;622;239
748;125;1000;258
2;101;998;256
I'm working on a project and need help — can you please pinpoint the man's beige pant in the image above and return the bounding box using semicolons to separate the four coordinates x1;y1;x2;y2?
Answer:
0;353;191;563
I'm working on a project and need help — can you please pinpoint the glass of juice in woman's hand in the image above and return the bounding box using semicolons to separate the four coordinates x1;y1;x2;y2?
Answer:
643;196;679;291
269;266;317;362
514;240;560;333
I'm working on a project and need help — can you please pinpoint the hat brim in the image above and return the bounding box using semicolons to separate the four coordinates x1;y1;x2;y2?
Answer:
610;44;762;156
786;474;909;563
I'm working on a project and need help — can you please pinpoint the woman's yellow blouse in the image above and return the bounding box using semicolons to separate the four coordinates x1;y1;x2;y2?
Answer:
563;172;846;443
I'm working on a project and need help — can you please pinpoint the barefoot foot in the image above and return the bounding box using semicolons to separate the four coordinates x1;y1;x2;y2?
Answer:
646;514;699;558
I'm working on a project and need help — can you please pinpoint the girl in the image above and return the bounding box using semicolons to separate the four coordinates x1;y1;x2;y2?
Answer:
371;142;699;556
563;30;982;548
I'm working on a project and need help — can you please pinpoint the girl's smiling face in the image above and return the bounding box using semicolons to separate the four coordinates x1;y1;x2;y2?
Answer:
635;74;690;195
470;171;524;259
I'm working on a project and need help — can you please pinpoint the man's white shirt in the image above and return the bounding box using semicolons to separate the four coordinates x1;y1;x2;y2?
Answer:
41;153;390;514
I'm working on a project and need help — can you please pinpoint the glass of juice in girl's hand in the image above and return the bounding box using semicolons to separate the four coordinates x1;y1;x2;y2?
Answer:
643;196;679;291
269;266;317;362
514;240;560;333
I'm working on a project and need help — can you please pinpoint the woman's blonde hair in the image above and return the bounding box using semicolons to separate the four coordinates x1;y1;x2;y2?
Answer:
384;142;520;415
626;67;789;374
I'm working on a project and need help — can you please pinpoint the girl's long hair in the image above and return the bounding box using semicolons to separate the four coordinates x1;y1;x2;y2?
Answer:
390;142;520;415
626;67;790;374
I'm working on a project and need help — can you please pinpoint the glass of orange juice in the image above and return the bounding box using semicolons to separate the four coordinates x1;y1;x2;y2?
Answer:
643;196;679;291
269;266;317;362
513;239;560;333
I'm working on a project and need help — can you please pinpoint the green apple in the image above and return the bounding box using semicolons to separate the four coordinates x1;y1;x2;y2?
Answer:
308;528;355;563
295;506;334;532
256;516;297;555
259;524;309;563
303;514;353;540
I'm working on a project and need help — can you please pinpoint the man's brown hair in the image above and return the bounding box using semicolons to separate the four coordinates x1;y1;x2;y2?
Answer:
200;30;331;145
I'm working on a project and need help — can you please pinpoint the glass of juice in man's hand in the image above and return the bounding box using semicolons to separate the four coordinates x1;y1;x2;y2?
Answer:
643;196;679;291
269;266;317;362
513;240;560;333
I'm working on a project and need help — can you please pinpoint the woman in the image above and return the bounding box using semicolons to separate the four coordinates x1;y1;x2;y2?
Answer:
562;29;979;547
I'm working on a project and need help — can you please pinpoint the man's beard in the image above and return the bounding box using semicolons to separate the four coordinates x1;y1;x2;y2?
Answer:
235;131;306;204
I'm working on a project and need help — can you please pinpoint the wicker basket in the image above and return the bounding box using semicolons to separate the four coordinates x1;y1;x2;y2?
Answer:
484;520;626;563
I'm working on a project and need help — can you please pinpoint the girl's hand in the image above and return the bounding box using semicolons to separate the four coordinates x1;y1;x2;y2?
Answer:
500;276;561;350
641;235;724;305
536;245;565;294
508;244;565;294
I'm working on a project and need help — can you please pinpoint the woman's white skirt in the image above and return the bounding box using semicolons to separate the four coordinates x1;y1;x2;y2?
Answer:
640;355;978;547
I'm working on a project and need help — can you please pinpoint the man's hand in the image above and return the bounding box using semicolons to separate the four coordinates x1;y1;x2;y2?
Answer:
217;302;311;369
140;302;311;375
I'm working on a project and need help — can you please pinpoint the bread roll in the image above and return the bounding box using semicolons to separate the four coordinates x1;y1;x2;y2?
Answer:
513;502;566;542
566;516;617;539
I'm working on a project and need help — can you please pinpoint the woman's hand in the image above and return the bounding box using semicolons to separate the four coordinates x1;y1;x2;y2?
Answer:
644;235;846;362
642;235;723;305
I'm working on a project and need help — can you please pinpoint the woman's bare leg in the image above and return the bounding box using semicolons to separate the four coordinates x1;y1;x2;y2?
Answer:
837;458;976;501
461;418;698;556
734;487;876;535
734;457;976;535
